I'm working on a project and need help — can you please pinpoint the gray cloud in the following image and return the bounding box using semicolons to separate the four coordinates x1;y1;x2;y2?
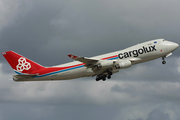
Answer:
147;109;170;120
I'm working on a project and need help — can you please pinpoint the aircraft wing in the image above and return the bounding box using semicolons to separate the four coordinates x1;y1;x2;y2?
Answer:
68;54;111;76
165;53;172;58
68;54;99;67
129;57;142;62
68;54;143;77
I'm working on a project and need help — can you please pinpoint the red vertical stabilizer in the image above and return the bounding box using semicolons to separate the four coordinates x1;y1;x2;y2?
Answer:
2;51;45;74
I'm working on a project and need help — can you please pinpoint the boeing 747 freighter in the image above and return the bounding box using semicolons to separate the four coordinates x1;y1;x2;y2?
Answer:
2;39;179;81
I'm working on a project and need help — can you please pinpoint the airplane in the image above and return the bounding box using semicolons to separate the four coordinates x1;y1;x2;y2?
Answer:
2;39;179;82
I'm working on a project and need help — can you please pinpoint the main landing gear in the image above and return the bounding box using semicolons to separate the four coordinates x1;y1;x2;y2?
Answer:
162;57;166;64
96;71;113;81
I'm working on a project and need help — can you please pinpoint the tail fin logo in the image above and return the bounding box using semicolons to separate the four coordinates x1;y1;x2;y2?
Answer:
16;57;31;72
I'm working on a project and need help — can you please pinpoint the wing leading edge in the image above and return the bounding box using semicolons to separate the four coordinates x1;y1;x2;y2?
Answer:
68;54;99;67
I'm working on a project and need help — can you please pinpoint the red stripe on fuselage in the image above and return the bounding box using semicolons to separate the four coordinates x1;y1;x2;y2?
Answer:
101;55;118;60
31;55;118;75
31;63;85;75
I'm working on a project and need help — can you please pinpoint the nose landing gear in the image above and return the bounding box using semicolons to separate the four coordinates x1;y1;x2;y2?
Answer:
162;57;166;64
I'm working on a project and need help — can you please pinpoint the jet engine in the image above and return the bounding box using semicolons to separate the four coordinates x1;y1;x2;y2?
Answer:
115;60;132;69
96;61;114;69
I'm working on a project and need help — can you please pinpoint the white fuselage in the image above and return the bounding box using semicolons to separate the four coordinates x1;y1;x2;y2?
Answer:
20;39;179;81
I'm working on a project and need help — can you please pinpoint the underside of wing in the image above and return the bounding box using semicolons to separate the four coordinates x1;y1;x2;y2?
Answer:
129;57;142;64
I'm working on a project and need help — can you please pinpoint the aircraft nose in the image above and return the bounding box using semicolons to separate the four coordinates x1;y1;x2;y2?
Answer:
170;42;179;50
173;42;179;49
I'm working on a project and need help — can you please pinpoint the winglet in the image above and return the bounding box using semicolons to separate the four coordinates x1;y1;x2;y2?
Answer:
68;54;78;59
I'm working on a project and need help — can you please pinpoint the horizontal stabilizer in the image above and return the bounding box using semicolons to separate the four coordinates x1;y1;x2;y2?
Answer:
13;74;38;81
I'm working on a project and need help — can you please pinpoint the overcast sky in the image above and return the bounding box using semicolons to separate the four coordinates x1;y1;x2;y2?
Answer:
0;0;180;120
